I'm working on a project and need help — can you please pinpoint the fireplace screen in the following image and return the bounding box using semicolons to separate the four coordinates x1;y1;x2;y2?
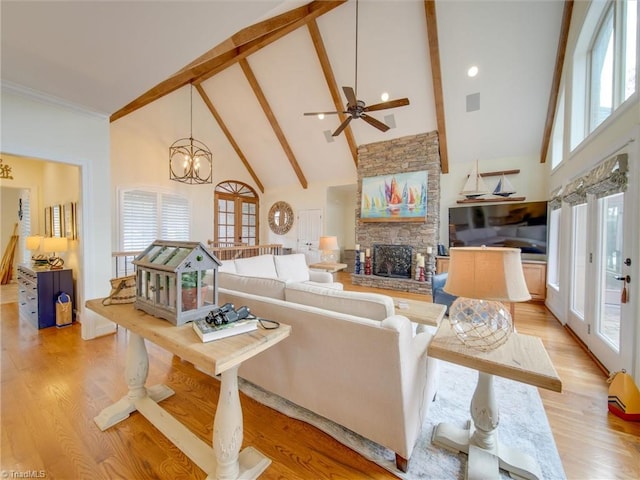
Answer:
373;244;413;279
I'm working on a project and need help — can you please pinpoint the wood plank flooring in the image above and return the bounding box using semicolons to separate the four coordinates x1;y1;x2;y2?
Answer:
1;275;639;479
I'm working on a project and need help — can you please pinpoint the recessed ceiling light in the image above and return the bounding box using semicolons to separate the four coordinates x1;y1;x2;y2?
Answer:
317;113;325;120
381;92;389;101
467;66;479;77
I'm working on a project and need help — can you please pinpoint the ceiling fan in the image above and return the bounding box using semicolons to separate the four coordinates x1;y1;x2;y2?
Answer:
304;0;410;137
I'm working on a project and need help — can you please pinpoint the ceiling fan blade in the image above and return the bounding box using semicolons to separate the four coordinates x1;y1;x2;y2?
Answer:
342;86;357;107
364;98;410;112
303;111;343;116
361;113;390;132
332;116;353;136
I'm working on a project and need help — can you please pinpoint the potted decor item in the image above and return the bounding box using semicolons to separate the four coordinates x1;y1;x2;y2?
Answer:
181;271;208;311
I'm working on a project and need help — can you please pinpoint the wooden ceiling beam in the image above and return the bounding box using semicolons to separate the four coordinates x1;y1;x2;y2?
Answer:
110;1;346;122
239;59;308;189
424;0;449;174
194;84;265;193
194;1;346;85
540;0;573;163
307;20;358;166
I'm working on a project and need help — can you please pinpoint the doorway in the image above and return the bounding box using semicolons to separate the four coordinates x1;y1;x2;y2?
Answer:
568;192;634;373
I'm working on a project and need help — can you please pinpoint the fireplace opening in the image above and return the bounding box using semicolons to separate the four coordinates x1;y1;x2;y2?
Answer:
373;244;413;279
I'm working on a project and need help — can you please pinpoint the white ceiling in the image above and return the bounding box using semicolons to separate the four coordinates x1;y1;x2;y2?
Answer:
1;0;564;190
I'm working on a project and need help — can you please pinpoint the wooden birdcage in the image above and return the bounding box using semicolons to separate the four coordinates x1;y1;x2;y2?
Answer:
133;240;221;325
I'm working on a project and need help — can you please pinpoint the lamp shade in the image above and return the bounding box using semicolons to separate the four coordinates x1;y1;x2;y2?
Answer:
318;236;339;251
444;247;531;302
42;236;68;253
26;235;43;250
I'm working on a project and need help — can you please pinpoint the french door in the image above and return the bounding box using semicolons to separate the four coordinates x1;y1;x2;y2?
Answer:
214;182;259;246
568;192;633;372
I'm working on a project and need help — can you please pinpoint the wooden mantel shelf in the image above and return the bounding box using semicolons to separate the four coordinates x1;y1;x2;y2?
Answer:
457;196;526;204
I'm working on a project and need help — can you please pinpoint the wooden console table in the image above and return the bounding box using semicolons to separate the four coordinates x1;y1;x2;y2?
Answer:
308;262;348;281
428;319;561;480
86;299;290;480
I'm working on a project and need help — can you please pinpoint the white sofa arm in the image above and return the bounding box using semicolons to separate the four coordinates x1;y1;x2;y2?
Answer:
308;270;334;283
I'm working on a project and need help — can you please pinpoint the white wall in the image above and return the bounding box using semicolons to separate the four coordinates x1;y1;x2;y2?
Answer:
1;85;114;339
544;0;640;382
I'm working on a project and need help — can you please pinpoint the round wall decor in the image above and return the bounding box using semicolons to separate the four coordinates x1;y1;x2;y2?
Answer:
268;201;294;235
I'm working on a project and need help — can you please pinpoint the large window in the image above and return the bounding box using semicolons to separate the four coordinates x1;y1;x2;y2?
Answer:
120;189;190;251
572;0;637;148
588;0;637;132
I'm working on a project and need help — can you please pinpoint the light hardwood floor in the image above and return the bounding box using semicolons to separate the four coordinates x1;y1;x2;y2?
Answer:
1;275;639;479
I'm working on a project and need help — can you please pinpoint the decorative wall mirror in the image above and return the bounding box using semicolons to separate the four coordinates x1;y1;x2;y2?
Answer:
268;201;294;235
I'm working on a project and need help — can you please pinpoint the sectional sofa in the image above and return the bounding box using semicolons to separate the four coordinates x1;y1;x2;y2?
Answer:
215;254;440;472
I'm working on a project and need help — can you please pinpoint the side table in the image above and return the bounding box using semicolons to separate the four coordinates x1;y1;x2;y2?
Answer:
427;319;562;480
392;297;445;330
308;262;348;281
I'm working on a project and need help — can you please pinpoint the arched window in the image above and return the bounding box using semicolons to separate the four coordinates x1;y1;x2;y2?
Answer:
214;181;259;246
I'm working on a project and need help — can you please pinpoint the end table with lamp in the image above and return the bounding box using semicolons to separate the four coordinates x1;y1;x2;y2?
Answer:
429;247;562;480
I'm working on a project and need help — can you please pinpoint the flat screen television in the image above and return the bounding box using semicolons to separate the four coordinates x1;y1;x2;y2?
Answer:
448;201;548;259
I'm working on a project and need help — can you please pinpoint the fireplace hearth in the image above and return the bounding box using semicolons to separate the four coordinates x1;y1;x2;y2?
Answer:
373;244;413;279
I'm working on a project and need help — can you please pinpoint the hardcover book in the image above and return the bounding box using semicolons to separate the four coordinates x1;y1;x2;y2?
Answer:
192;318;258;342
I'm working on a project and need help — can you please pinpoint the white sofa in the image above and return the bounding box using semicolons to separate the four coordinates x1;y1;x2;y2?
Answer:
216;274;440;472
219;253;342;287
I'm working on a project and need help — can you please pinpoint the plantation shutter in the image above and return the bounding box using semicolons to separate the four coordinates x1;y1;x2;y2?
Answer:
161;193;189;241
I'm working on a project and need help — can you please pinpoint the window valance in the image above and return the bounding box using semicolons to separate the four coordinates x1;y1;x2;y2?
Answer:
548;186;564;210
562;153;628;206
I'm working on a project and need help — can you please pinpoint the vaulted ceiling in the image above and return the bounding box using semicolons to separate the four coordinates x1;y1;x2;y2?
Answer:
1;1;567;192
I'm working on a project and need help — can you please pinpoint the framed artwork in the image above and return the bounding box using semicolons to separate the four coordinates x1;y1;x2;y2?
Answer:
64;202;77;239
52;204;63;237
360;170;428;222
44;207;52;236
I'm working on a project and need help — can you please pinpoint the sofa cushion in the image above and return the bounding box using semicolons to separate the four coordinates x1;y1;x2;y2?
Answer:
234;254;278;278
285;282;394;321
219;259;237;273
218;272;286;300
274;253;310;283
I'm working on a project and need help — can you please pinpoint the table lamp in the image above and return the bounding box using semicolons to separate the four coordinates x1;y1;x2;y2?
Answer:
444;246;530;351
26;235;48;267
318;236;339;263
42;236;68;269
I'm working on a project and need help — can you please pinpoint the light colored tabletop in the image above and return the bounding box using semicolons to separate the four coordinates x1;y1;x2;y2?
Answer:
428;319;562;392
392;297;446;327
86;299;291;376
308;262;348;273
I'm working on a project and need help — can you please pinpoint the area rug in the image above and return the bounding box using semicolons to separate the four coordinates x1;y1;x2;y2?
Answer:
238;360;566;479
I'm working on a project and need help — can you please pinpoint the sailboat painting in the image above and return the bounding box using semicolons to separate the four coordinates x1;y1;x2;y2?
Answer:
361;170;428;221
492;174;516;197
461;160;489;199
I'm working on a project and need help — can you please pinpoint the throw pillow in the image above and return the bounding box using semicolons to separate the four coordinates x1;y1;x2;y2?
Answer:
274;253;310;283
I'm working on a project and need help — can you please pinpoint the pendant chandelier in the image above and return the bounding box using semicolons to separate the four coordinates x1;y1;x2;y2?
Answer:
169;84;213;184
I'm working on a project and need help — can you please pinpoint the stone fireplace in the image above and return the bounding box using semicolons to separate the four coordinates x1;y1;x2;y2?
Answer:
353;131;441;295
373;244;413;279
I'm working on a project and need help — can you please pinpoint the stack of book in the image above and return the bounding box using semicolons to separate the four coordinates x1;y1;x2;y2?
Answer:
192;318;258;342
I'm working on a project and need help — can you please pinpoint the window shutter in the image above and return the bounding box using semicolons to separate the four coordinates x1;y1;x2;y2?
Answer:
161;193;189;241
122;190;158;251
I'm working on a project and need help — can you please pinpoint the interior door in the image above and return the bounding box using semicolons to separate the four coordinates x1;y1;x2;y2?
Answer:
297;209;322;263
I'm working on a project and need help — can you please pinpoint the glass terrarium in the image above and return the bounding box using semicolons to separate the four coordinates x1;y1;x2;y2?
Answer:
133;240;221;325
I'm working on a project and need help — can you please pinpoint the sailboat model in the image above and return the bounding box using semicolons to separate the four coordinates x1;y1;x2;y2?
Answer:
492;174;516;197
461;161;489;198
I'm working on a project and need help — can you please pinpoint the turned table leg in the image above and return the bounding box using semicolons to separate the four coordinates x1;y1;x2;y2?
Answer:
94;332;174;431
432;371;543;480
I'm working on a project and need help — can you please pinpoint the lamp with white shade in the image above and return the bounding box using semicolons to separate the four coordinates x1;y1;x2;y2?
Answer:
318;236;339;263
444;246;530;351
26;235;48;267
42;237;68;269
